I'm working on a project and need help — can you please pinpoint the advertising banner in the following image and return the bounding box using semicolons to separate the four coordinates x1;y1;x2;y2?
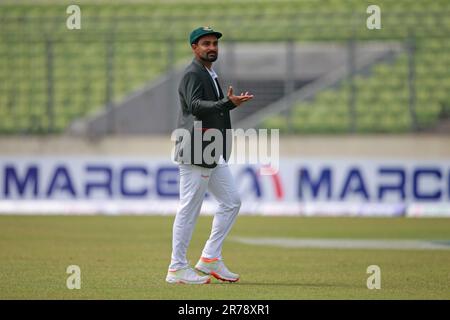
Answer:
0;157;448;216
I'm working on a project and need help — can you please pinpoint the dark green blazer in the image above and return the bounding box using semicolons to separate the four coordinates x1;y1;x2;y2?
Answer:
173;58;237;168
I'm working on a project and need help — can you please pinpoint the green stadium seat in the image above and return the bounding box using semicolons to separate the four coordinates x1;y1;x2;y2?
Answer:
0;1;449;133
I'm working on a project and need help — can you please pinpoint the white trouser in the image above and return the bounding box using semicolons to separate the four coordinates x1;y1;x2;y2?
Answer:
169;162;241;271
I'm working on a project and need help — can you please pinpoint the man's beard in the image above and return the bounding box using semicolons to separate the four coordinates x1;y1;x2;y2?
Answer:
201;52;218;62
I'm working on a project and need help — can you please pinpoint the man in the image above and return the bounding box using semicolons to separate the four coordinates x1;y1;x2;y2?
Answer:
166;27;254;284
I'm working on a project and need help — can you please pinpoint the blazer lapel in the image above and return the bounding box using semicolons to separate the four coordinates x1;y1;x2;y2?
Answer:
215;78;224;99
192;59;220;101
207;75;220;101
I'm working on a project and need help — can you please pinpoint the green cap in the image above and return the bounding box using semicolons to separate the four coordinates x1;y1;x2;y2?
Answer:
189;26;222;45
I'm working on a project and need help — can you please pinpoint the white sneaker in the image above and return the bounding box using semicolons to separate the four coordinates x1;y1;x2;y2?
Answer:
195;257;240;282
166;266;211;284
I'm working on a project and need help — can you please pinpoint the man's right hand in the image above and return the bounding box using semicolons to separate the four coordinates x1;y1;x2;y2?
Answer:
227;86;254;106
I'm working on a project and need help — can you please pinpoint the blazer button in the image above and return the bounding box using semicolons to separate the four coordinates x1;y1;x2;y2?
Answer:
220;112;224;116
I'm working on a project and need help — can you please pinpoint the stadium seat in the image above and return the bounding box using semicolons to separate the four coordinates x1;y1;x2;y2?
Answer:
1;0;450;133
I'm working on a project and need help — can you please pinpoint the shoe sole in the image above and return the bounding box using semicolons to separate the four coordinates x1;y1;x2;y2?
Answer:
196;267;239;283
166;277;211;285
211;271;239;283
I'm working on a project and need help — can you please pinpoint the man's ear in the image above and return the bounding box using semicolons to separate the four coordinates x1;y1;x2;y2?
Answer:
191;43;197;50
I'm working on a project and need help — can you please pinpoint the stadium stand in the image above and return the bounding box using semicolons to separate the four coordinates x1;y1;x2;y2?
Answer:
0;0;449;133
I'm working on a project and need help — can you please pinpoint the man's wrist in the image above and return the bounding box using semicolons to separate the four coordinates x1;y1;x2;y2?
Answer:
225;98;237;109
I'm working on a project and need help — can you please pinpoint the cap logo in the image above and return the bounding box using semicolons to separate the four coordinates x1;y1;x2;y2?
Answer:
203;26;212;31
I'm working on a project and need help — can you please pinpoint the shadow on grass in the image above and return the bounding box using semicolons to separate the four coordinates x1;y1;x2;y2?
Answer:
208;282;359;288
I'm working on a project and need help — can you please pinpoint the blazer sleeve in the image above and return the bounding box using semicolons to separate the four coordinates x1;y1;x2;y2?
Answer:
180;71;237;117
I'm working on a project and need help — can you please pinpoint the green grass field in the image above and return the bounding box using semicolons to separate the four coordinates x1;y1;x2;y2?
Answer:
0;215;449;299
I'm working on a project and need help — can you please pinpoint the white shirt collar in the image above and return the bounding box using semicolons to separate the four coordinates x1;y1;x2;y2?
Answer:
205;66;218;79
205;66;220;97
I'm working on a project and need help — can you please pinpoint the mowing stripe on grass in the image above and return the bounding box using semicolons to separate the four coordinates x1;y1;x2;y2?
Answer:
230;237;450;250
